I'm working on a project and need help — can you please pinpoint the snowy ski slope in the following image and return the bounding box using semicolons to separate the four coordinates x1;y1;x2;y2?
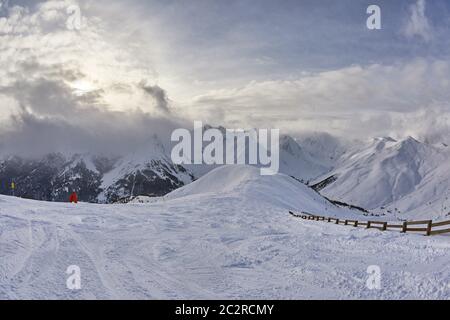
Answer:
0;165;448;299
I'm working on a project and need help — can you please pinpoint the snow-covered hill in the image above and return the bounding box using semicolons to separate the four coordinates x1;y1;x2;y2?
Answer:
166;165;348;216
314;137;450;220
0;165;448;299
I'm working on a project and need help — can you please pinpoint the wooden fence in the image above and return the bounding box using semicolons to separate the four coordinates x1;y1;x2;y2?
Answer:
289;211;450;236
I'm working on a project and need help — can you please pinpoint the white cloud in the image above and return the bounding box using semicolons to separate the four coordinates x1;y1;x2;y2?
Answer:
0;0;449;157
0;0;162;113
186;59;450;140
0;0;185;156
402;0;433;42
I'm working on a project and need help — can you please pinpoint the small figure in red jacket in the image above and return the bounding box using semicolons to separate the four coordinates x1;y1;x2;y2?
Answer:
69;192;78;203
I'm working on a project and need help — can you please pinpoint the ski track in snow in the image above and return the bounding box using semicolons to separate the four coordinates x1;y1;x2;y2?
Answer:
0;166;449;299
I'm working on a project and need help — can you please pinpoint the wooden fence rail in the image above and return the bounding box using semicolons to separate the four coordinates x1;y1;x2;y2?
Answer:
289;211;450;236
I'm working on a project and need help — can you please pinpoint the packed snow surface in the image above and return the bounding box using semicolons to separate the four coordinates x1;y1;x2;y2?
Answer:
0;165;449;299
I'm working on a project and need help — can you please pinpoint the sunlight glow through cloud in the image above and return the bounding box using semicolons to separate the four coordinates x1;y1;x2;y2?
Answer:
0;0;449;148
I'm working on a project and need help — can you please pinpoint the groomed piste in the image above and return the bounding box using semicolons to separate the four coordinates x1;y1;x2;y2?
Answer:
0;165;449;299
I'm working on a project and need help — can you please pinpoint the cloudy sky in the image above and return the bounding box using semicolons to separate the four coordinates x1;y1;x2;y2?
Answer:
0;0;449;155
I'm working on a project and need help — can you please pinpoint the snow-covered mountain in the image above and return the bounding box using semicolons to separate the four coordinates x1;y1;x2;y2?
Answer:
313;136;450;219
2;129;449;220
278;135;331;182
0;153;104;202
0;135;196;203
0;132;330;203
295;132;349;170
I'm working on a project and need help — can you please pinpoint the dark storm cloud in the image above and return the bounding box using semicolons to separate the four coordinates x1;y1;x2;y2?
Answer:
139;81;170;114
0;77;187;157
8;60;86;83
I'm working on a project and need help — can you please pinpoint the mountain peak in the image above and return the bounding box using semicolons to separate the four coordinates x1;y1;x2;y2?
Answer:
403;136;420;143
280;135;302;155
396;136;424;153
374;136;397;143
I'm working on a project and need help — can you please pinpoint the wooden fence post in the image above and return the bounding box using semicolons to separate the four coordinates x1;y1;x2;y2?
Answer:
328;217;331;222
354;221;358;227
426;220;432;236
382;222;387;231
336;219;339;224
344;220;348;225
367;221;371;229
402;221;407;233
